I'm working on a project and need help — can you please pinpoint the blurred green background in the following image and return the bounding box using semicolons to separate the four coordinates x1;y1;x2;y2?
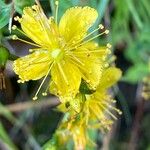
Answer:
0;0;150;149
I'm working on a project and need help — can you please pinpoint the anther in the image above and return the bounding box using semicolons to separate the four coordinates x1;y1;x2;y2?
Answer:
107;43;112;49
14;16;21;22
55;1;59;5
118;110;122;115
12;35;18;40
42;92;47;96
32;5;37;10
29;49;34;52
104;63;109;68
14;16;19;21
17;80;24;83
33;96;38;101
106;48;111;54
99;24;104;30
105;30;109;34
12;25;17;30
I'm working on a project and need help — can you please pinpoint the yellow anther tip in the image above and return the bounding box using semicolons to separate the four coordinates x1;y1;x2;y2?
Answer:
99;24;104;29
33;96;38;101
17;80;24;83
107;43;112;49
14;16;20;21
55;1;59;5
105;30;109;34
12;25;17;30
29;49;33;52
32;5;37;9
12;35;18;40
17;80;21;83
106;48;111;54
42;92;47;96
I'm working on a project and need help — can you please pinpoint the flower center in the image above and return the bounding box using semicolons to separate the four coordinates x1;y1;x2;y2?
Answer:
51;49;64;61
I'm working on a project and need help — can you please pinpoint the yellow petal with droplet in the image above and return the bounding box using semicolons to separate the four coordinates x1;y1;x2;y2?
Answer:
59;7;98;45
13;52;52;82
97;67;122;91
21;5;58;49
50;59;81;100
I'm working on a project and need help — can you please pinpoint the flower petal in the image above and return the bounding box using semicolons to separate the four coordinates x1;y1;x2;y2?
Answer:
70;42;108;89
13;52;52;82
97;67;122;91
50;59;81;100
59;7;98;45
21;5;58;48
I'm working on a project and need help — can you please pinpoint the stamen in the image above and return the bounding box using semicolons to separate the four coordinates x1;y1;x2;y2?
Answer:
14;16;21;22
99;24;104;29
82;30;109;45
105;30;109;34
57;63;69;85
69;30;109;51
33;2;52;43
12;25;17;30
17;80;25;83
102;101;122;115
92;100;117;120
66;24;104;50
83;24;104;40
69;58;88;74
42;83;50;96
12;35;40;47
100;104;118;120
29;48;48;53
73;49;110;55
107;43;112;49
42;92;47;96
33;62;54;100
68;54;85;66
55;1;59;24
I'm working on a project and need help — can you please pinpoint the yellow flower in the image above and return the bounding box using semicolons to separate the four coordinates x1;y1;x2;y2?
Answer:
13;2;110;100
57;67;122;130
51;116;92;150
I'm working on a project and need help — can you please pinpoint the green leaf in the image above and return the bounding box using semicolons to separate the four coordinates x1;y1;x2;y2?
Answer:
0;1;12;29
0;103;16;123
0;122;18;150
0;45;10;67
79;80;95;95
124;63;149;83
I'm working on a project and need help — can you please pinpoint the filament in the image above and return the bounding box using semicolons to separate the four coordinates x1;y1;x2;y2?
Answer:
33;62;54;100
66;24;104;50
69;30;109;51
12;35;40;47
55;1;59;24
57;63;69;85
81;30;109;46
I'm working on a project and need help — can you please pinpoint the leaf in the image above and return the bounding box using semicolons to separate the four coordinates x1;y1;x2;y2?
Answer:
123;63;149;83
0;103;16;123
0;1;12;29
0;45;10;67
0;122;18;150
